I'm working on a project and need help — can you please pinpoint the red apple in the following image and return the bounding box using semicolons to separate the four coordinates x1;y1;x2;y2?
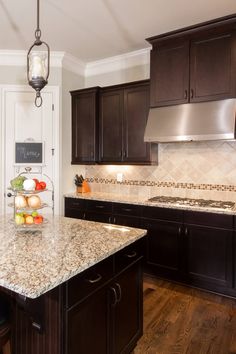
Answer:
34;215;43;224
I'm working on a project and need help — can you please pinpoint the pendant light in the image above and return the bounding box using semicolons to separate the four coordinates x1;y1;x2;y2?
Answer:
27;0;50;107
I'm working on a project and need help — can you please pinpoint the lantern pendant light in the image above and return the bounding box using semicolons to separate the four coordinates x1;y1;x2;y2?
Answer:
27;0;50;107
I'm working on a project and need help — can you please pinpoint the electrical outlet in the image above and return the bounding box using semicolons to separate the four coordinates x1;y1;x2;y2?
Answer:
117;173;123;182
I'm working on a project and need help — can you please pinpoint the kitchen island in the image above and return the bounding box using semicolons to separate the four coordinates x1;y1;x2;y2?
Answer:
0;215;146;354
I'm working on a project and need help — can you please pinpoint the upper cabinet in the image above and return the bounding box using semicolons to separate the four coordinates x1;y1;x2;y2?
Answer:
71;87;99;164
190;31;235;102
71;80;157;165
150;39;189;107
99;81;156;164
147;15;236;107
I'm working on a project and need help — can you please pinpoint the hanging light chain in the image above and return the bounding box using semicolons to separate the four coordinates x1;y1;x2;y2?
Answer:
35;0;41;43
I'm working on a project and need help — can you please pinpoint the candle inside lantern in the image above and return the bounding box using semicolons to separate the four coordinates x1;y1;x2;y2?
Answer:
29;52;47;80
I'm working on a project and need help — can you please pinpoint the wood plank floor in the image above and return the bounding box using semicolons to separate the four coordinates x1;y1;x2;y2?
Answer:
134;276;236;354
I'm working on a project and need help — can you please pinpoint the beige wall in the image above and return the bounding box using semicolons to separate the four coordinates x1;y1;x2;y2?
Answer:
85;64;149;87
61;68;85;204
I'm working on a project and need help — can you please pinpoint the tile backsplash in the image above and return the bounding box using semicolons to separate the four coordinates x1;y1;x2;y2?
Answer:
85;141;236;201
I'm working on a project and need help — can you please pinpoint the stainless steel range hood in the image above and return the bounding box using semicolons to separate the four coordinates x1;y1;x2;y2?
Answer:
144;99;236;143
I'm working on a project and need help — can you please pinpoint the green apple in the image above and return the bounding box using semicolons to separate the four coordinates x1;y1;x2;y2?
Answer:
31;211;38;217
15;214;25;225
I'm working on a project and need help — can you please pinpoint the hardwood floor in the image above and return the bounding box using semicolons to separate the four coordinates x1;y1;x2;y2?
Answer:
134;275;236;354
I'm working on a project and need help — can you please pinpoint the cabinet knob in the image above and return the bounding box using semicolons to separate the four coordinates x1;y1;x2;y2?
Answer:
190;89;194;99
178;227;182;235
185;227;188;236
123;150;127;158
184;90;188;99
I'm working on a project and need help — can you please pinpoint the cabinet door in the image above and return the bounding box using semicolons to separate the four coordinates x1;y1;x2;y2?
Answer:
99;89;123;162
190;31;236;102
150;40;189;107
112;261;143;354
144;219;183;280
66;286;110;354
123;84;151;163
185;225;233;289
71;89;98;164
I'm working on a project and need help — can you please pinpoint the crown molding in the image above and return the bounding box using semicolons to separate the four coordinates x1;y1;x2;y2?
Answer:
0;48;150;78
85;47;151;77
0;50;85;76
62;53;86;77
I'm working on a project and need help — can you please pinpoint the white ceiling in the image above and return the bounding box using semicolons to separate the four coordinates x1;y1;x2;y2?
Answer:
0;0;236;63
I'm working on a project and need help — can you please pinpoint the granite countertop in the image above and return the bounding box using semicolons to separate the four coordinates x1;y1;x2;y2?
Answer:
64;192;236;215
0;216;146;299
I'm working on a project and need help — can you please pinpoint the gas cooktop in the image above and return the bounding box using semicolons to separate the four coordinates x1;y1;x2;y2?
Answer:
147;196;235;211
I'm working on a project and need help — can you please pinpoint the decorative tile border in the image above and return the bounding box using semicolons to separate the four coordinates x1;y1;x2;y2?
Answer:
86;177;236;192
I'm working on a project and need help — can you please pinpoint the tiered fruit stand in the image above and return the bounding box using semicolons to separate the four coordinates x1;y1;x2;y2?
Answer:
7;168;54;229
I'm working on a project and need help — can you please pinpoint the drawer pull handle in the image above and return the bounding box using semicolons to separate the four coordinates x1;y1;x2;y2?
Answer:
95;205;105;209
184;89;188;99
125;251;137;258
115;283;122;303
122;208;132;212
86;273;102;284
110;287;118;306
190;89;194;99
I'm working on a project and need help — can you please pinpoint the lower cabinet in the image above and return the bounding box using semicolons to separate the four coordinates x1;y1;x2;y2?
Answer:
65;197;236;297
66;285;110;354
65;240;144;354
185;224;233;290
143;218;183;280
112;262;142;354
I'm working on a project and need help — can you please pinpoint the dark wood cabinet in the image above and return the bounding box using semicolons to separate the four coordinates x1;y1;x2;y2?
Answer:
150;40;189;107
147;17;236;107
143;206;234;295
66;285;110;354
190;31;236;102
65;242;143;354
123;84;152;163
99;81;157;165
65;196;236;297
71;87;99;164
99;89;123;162
184;224;233;289
112;262;143;354
143;218;183;280
71;80;157;165
10;239;144;354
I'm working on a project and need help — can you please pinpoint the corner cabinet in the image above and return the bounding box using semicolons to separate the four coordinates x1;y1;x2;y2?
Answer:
71;87;99;164
147;16;236;107
99;80;157;164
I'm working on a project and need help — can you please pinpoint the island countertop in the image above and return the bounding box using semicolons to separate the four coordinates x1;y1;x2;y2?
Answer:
0;215;146;299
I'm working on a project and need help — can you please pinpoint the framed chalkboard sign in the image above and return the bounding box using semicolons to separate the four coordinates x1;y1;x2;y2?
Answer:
15;142;43;164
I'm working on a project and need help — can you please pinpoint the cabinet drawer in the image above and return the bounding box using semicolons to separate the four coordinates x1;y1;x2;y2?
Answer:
143;206;183;222
184;211;234;229
113;215;141;228
113;203;142;217
115;238;145;273
65;197;86;210
65;208;85;220
87;200;112;214
66;256;114;309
